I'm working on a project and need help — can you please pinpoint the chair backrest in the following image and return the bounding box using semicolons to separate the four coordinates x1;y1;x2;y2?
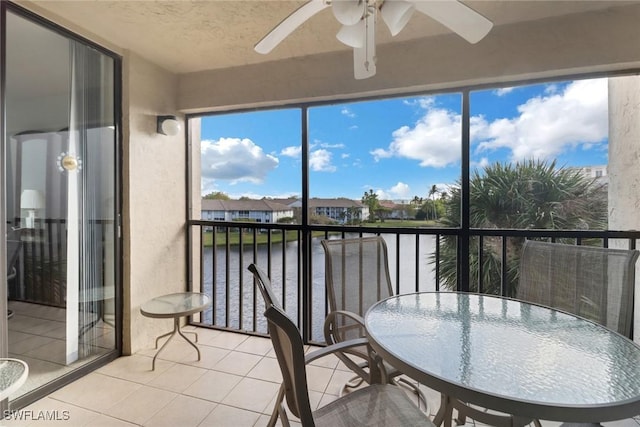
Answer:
518;240;640;338
248;263;282;310
321;236;393;341
264;303;316;425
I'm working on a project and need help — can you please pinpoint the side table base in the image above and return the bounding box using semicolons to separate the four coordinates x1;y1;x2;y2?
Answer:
151;317;201;370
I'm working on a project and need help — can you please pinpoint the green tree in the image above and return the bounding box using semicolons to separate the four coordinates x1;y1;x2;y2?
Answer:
411;195;423;206
435;160;607;296
346;206;362;224
362;189;380;222
375;206;392;222
203;191;230;200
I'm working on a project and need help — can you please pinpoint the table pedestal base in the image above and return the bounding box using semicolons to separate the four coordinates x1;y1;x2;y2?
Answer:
434;394;539;427
433;394;454;427
151;318;200;370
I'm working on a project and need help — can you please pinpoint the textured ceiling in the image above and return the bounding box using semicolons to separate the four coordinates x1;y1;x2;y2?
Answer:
27;0;636;75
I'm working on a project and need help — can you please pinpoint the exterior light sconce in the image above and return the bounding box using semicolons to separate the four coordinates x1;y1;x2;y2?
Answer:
157;115;180;136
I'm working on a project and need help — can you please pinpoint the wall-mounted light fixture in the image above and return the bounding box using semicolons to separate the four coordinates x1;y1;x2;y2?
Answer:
157;115;180;136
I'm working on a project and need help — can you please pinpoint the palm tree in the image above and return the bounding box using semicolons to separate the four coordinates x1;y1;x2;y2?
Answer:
428;185;439;220
434;160;607;296
362;189;380;221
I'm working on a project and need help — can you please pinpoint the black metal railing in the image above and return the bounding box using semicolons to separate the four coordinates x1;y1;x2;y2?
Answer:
187;219;640;345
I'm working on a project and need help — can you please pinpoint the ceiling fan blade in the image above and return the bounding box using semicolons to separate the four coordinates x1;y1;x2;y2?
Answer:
412;0;493;44
353;12;376;79
255;0;330;54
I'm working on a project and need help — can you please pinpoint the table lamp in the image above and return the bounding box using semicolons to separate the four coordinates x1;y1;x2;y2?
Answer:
21;189;45;228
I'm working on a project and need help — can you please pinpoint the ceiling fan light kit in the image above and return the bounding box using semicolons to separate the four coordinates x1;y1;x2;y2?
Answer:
255;0;493;79
380;1;415;36
336;20;366;48
332;0;366;25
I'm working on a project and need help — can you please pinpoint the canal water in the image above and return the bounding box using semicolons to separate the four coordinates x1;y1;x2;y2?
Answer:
201;233;438;342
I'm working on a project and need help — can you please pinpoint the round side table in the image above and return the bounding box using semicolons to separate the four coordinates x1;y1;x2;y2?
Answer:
140;292;211;370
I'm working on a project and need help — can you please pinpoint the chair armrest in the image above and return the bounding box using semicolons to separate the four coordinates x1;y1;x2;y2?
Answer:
324;310;366;345
325;310;365;327
304;337;370;364
305;337;387;384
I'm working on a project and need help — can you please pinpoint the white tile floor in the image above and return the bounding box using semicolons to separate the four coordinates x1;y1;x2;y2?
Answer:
7;300;115;399
4;326;640;427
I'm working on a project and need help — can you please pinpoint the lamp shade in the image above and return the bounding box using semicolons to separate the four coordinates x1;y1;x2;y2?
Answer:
332;0;365;26
20;189;45;210
336;21;365;48
157;115;181;136
381;0;414;36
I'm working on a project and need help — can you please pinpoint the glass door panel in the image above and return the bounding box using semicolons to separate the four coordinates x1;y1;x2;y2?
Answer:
3;9;119;402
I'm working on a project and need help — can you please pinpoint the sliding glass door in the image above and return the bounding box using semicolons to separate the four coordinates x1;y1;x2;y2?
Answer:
2;6;120;406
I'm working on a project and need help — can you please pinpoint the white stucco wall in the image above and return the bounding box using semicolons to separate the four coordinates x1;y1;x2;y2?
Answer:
123;53;186;354
608;76;640;342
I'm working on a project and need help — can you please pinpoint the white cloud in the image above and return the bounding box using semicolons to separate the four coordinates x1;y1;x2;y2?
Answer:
471;157;491;170
200;137;278;184
221;191;300;200
201;181;219;197
341;107;356;118
403;97;435;109
495;87;514;96
370;147;393;162
374;188;386;199
545;84;559;94
281;146;301;158
372;106;461;167
361;182;411;200
375;78;608;168
320;142;345;149
474;78;608;161
310;149;336;172
388;182;411;198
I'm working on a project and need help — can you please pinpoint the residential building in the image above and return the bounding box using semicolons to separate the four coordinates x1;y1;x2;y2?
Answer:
379;200;412;220
570;165;609;185
201;199;293;223
304;198;370;223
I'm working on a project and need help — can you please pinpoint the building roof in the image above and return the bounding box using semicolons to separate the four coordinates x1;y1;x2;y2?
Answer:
266;197;299;207
379;200;402;209
202;199;292;212
308;198;365;208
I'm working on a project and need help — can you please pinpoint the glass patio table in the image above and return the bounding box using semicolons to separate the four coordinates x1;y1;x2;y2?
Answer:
0;358;28;401
364;292;640;424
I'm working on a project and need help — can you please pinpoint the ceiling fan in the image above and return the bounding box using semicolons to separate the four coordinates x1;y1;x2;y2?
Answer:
255;0;493;80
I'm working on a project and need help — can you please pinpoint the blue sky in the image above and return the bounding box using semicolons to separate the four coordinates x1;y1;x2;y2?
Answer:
200;77;608;201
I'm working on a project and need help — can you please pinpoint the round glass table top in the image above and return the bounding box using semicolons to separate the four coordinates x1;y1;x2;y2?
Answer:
0;358;29;401
365;292;640;422
140;292;211;318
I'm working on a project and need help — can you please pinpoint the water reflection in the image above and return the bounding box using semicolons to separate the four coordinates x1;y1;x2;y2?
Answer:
201;233;437;341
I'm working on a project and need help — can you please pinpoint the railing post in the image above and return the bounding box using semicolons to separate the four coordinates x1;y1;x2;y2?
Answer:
459;90;471;292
